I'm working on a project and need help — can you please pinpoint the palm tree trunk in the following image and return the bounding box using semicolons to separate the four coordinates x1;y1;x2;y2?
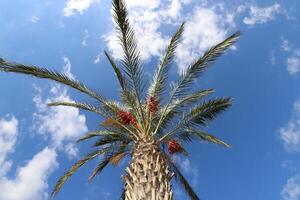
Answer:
123;137;173;200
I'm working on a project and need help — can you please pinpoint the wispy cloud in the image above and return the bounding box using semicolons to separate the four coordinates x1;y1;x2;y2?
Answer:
82;29;89;47
281;38;291;52
103;0;173;61
279;37;300;76
241;3;281;26
0;148;58;200
0;115;18;177
0;56;90;199
94;52;101;64
287;52;300;76
174;156;199;186
30;16;40;23
64;143;79;159
176;5;234;73
32;56;88;151
63;0;100;17
279;100;300;152
104;0;235;73
0;115;58;200
103;1;286;74
282;174;300;200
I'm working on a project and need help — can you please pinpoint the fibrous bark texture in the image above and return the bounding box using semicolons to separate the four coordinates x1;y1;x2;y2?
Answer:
123;137;173;200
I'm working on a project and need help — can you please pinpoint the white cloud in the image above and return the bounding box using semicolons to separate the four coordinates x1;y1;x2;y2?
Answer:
0;147;58;200
33;56;88;149
281;38;291;52
82;29;89;47
243;3;281;25
104;0;195;62
0;115;58;200
280;37;300;76
0;115;18;176
31;16;40;23
287;54;300;76
101;191;112;200
104;1;285;73
0;56;89;199
269;51;276;65
33;85;88;148
174;156;199;186
62;56;74;79
63;0;100;17
64;143;79;159
104;0;169;61
94;52;101;64
125;0;160;10
282;174;300;200
176;6;232;73
279;100;300;152
279;37;300;76
104;1;234;73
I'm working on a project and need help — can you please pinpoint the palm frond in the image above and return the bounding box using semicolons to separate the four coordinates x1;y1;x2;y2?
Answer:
112;0;146;124
148;22;185;101
93;135;130;147
177;131;195;143
185;129;230;148
51;147;112;197
173;31;241;99
104;52;139;117
0;59;105;103
110;152;127;165
48;102;138;138
163;153;200;200
101;100;124;117
104;50;126;90
120;188;125;200
104;51;139;113
154;31;240;135
88;160;110;181
120;90;141;118
47;101;105;116
188;97;232;126
88;143;128;180
77;130;124;143
159;97;232;142
154;89;214;135
171;161;200;200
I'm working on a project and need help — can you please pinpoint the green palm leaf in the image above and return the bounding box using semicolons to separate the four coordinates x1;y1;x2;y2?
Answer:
188;97;232;126
0;59;105;103
88;144;128;180
148;22;185;101
88;160;110;181
159;97;232;142
51;147;112;197
154;89;214;135
154;31;240;135
185;129;231;148
120;188;125;200
173;31;241;99
163;153;200;200
104;50;126;90
47;101;105;116
77;130;125;143
171;162;200;200
93;135;130;147
112;0;146;124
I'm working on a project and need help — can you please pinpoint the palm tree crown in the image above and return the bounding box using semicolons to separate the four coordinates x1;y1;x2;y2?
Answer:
0;0;240;199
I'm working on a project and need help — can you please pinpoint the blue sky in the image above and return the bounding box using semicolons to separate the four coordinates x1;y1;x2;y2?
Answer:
0;0;300;200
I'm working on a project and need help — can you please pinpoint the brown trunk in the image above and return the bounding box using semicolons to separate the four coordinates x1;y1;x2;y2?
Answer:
123;137;173;200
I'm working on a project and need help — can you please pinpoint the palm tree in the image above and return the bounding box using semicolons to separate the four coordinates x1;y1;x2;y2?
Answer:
0;0;240;199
